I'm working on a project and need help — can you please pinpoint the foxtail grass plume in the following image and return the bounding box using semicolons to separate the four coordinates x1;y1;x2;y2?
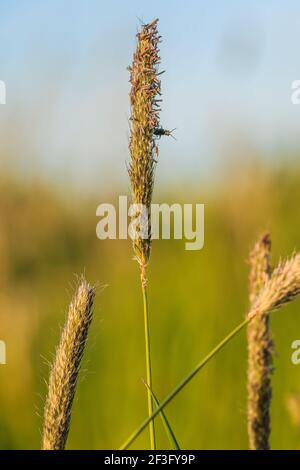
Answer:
248;252;300;320
128;18;162;287
247;233;273;450
42;278;96;450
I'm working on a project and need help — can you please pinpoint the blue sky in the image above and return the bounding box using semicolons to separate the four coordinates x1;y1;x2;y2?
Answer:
0;0;300;192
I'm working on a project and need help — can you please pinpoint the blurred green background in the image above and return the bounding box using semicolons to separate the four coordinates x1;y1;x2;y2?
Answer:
1;161;300;450
1;0;300;450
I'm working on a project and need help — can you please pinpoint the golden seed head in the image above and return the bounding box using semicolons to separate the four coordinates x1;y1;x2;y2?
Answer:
42;278;96;450
247;234;273;450
128;19;162;278
248;252;300;319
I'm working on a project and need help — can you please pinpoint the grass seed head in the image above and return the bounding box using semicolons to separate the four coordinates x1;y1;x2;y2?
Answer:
249;252;300;320
247;233;273;450
128;18;162;285
42;278;96;450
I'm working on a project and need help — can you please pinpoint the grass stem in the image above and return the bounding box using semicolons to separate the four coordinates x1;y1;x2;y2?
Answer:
142;283;156;450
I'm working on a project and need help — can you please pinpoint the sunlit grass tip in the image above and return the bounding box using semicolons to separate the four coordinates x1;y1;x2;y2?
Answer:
42;277;96;450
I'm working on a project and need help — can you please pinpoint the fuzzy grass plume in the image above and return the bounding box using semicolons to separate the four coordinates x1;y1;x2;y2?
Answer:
248;252;300;320
247;233;273;450
128;18;161;287
42;279;96;450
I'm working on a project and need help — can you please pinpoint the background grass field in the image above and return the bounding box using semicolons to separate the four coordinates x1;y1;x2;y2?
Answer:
1;161;300;450
1;0;300;450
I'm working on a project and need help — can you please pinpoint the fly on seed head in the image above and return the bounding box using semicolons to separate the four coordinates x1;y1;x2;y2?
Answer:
153;126;176;140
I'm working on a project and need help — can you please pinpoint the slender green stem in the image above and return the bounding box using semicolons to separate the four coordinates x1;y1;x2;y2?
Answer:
143;381;180;450
142;283;156;450
120;316;250;450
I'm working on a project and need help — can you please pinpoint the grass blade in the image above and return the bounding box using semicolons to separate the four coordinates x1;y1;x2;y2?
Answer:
120;317;250;450
143;380;180;450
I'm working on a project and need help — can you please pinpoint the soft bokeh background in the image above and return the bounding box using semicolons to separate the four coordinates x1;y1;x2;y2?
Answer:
1;0;300;450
